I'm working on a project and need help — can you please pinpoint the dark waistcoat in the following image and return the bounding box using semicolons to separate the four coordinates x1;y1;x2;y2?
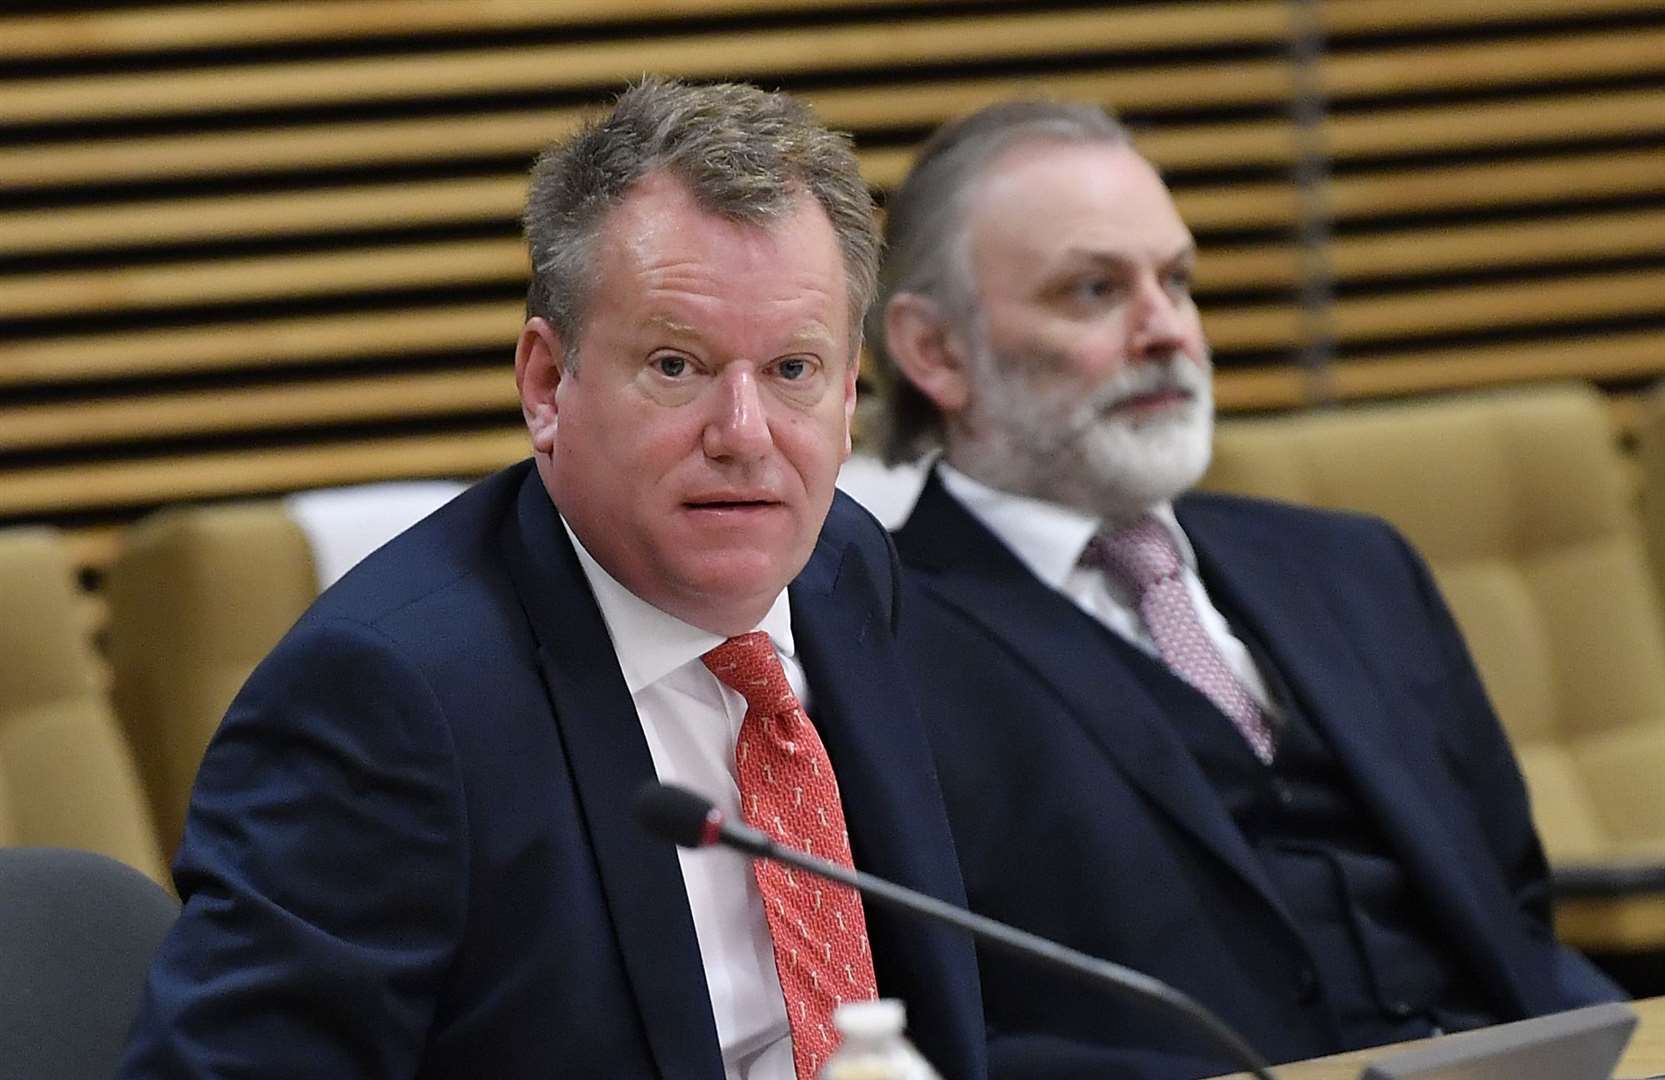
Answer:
1105;606;1500;1050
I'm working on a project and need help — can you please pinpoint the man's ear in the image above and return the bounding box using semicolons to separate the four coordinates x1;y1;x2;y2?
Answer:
514;317;565;454
882;293;972;415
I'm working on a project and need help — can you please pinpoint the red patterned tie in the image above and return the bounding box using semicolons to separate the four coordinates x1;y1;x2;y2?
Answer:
1088;516;1278;764
702;631;879;1080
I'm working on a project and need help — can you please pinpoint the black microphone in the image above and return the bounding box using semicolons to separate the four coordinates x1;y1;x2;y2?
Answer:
634;781;1275;1080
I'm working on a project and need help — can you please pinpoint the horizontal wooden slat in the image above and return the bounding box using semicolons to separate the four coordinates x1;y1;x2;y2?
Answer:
1331;327;1665;400
1193;266;1665;353
1328;87;1665;160
1329;147;1665;218
0;4;1292;127
1197;246;1301;290
1330;206;1665;279
1335;266;1665;342
1;176;527;254
1324;26;1665;99
1213;366;1311;411
0;238;528;320
812;66;1295;133
0;0;981;59
0;428;527;518
1199;305;1303;353
0;302;522;386
0;368;517;452
1205;206;1665;289
1323;0;1665;35
0;108;589;193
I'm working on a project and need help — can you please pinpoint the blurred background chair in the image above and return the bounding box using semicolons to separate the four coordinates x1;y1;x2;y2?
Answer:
1202;383;1665;985
0;846;178;1080
0;526;166;886
1630;383;1665;628
105;481;463;860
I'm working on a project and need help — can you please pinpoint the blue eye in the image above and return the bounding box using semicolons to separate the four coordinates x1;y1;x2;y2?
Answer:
654;355;688;377
1071;276;1122;305
777;358;808;380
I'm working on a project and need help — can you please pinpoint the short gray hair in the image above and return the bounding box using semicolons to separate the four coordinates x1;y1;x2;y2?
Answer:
523;77;879;367
869;100;1131;464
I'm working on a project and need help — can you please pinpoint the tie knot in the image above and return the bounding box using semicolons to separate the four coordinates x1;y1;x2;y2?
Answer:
702;630;796;715
1088;515;1183;591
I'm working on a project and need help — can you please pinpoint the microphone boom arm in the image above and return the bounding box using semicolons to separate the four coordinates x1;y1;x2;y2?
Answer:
733;826;1276;1080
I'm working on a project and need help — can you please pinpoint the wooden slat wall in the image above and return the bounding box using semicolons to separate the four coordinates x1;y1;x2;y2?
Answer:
3;0;1664;581
1313;0;1665;416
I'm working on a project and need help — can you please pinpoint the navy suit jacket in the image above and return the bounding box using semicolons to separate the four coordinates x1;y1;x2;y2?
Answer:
121;461;986;1080
894;469;1621;1079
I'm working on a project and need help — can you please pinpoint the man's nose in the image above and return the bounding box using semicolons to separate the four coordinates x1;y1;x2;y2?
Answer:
702;367;772;460
1128;280;1189;359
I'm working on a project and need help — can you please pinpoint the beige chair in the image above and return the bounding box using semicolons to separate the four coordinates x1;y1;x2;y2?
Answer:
106;482;464;859
1201;384;1665;953
1630;382;1665;623
106;503;318;861
0;527;167;885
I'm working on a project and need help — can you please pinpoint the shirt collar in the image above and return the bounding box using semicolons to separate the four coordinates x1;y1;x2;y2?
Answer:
935;462;1198;586
563;518;796;695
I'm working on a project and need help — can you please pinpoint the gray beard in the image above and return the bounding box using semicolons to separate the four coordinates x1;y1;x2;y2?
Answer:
947;350;1214;524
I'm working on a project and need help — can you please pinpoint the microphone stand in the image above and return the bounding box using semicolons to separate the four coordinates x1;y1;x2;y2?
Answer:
729;822;1278;1080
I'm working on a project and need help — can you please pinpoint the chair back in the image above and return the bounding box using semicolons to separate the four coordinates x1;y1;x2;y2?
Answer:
0;527;166;883
106;503;318;859
0;847;178;1080
106;482;464;857
1203;384;1665;865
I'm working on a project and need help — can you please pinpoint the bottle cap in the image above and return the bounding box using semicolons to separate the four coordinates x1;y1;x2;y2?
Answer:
832;998;906;1039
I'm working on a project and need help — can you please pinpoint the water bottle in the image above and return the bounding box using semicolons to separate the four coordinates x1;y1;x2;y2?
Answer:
818;998;943;1080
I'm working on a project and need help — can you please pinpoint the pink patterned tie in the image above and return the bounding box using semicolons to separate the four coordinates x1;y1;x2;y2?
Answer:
702;631;879;1080
1089;517;1277;764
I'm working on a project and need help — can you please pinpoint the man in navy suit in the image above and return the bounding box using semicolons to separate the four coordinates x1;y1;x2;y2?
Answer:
867;99;1622;1078
119;79;985;1080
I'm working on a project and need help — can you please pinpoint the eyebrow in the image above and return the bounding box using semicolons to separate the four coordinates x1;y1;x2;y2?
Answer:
641;314;701;339
1054;243;1197;271
639;313;838;353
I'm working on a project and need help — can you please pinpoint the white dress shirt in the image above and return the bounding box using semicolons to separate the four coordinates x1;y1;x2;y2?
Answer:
565;523;798;1080
936;464;1280;717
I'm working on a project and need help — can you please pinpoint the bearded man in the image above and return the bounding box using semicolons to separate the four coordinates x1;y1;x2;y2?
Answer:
870;100;1622;1080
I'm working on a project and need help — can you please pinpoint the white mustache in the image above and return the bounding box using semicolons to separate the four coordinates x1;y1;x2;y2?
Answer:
1082;355;1205;419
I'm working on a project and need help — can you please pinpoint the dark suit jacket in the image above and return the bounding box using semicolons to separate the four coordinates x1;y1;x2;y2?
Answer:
120;461;986;1080
894;469;1621;1080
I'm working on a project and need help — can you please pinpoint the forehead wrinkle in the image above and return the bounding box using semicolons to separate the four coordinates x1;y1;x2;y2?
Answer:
637;299;839;358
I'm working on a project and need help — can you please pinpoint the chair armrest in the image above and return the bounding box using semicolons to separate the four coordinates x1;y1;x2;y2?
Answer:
1555;863;1665;898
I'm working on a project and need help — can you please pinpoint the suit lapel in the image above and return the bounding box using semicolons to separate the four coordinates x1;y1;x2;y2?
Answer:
500;473;724;1080
897;473;1294;922
1178;496;1535;1012
791;532;984;1080
793;536;959;910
